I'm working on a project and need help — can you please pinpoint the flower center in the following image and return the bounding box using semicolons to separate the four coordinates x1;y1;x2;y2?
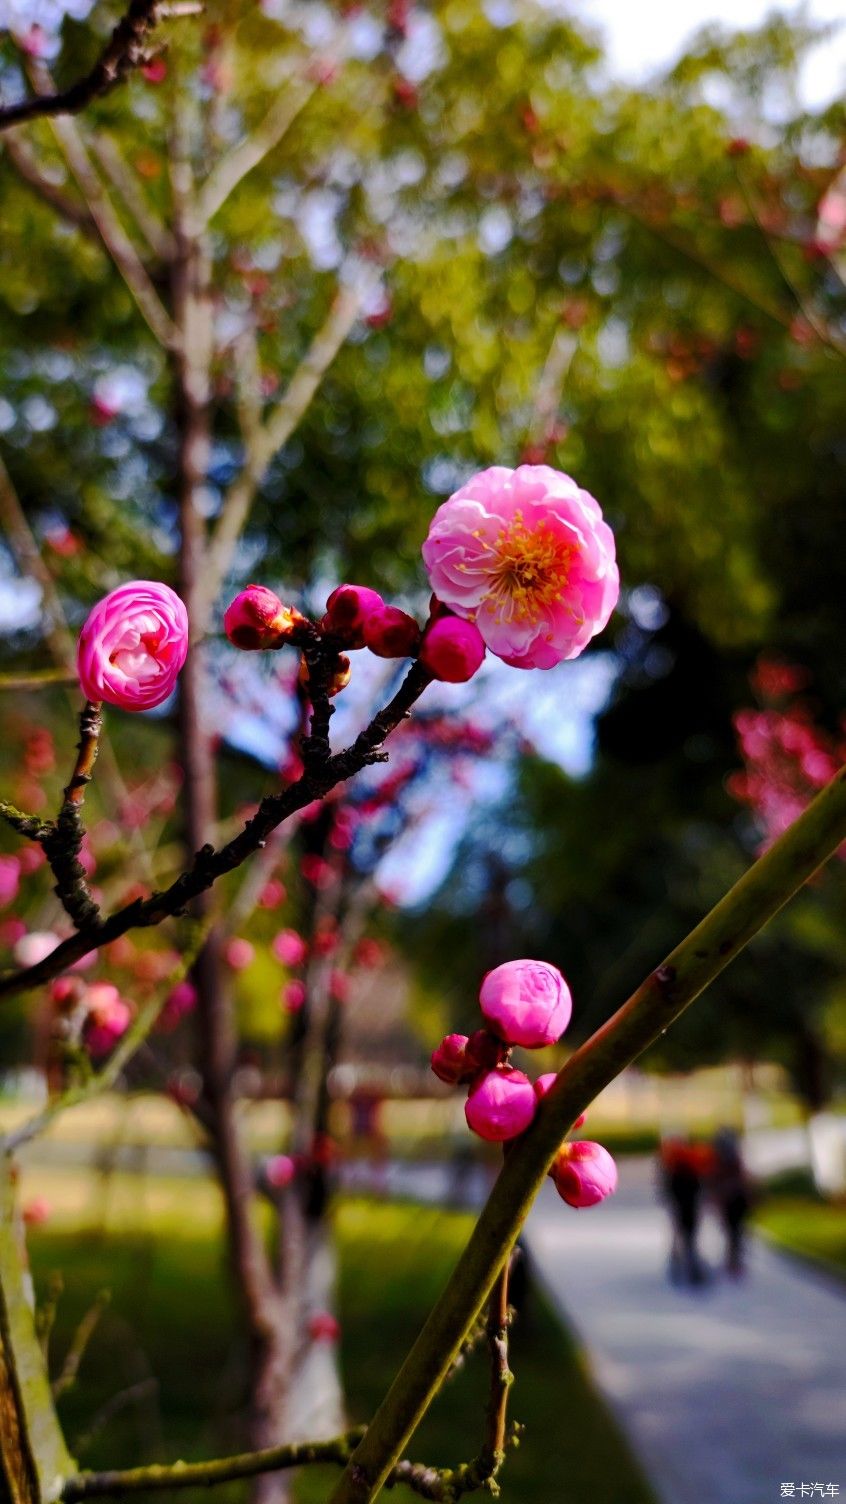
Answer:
487;514;574;624
110;614;167;682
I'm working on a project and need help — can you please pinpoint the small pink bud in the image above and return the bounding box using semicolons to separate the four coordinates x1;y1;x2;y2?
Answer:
166;980;197;1017
534;1073;558;1101
273;929;307;967
0;856;20;908
363;605;421;659
431;1034;473;1085
479;959;572;1048
419;618;486;683
308;1311;341;1343
322;584;385;648
329;969;350;1002
550;1141;617;1208
224;937;254;971
266;1154;296;1189
259;879;286;909
23;1197;51;1226
465;1067;536;1142
78;581;189;711
224;585;303;650
282;980;307;1012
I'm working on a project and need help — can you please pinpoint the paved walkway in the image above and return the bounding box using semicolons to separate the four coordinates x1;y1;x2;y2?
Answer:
526;1158;845;1504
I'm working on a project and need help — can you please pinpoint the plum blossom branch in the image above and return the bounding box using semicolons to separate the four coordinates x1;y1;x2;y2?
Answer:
0;660;432;1001
57;1262;517;1500
0;2;177;134
328;765;846;1503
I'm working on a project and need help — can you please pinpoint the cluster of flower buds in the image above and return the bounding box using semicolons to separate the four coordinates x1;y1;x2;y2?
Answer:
431;958;617;1209
75;466;618;713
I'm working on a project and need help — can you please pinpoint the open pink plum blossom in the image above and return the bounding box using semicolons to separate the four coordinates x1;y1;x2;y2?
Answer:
465;1067;536;1142
551;1141;618;1208
77;581;189;710
479;959;572;1048
422;466;618;669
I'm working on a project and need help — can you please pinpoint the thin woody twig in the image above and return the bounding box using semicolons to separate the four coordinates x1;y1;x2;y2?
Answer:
88;133;175;261
51;1291;111;1402
2;916;210;1154
42;700;103;931
198;274;376;618
0;668;79;691
0;1;174;134
197;74;318;225
0;659;432;1001
61;1429;368;1499
19;61;178;348
2;133;96;234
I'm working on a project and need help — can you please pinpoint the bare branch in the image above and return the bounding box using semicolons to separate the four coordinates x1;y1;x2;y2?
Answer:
44;109;178;348
0;453;76;668
51;1291;111;1402
42;700;104;930
0;668;78;691
199;272;377;618
2;918;210;1155
0;1;174;134
62;1429;367;1499
197;75;317;225
2;133;96;234
88;133;175;261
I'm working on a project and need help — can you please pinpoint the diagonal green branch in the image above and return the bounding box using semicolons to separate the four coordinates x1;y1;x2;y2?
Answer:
327;764;846;1503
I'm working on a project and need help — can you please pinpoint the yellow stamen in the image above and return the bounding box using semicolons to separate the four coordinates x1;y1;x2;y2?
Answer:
486;514;574;624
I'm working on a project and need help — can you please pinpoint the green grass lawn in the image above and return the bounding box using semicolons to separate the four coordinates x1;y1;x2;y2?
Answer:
754;1171;846;1279
23;1167;654;1503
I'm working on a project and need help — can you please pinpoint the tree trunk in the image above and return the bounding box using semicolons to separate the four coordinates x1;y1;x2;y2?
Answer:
169;151;294;1501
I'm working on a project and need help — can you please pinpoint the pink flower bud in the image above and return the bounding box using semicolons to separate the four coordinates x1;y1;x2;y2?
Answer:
23;1197;51;1227
259;879;286;909
329;970;350;1002
363;605;421;659
419;618;485;683
465;1067;536;1142
77;581;189;710
266;1154;295;1189
534;1073;558;1101
166;980;197;1017
0;856;20;908
308;1311;341;1343
224;937;254;971
322;584;385;648
479;959;572;1048
431;1034;474;1085
85;984;132;1058
550;1141;617;1208
532;1075;586;1126
282;980;307;1012
224;585;302;650
273;929;307;967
